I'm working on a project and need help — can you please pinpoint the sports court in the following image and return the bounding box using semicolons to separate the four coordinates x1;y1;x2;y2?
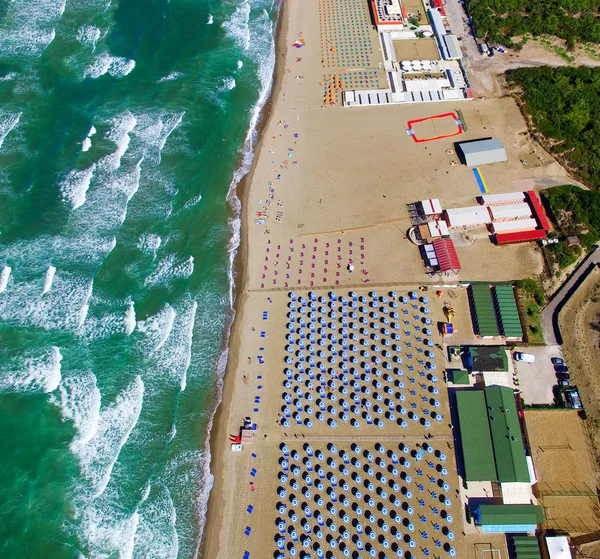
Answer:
407;112;463;143
393;38;440;61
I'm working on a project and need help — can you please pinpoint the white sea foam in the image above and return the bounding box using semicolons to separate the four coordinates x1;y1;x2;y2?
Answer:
207;13;213;24
144;254;194;287
55;371;101;446
132;484;179;559
81;137;92;152
222;1;251;50
42;265;56;294
84;52;136;80
237;60;243;69
137;299;196;390
219;76;236;93
137;304;177;353
60;164;96;209
0;266;11;293
78;280;93;329
0;111;22;150
138;233;161;255
76;25;101;51
157;72;183;84
88;125;97;137
0;0;63;58
124;300;136;335
76;375;144;497
100;111;137;171
0;271;94;331
183;194;202;209
0;346;62;394
0;72;18;82
132;111;184;164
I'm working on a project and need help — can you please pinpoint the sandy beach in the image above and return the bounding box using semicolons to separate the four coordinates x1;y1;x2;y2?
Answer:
200;0;574;555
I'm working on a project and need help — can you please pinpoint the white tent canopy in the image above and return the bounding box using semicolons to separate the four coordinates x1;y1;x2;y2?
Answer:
420;198;442;215
546;537;572;559
488;203;532;221
444;206;490;228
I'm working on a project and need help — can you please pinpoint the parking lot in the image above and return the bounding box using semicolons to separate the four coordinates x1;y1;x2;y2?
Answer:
512;346;565;405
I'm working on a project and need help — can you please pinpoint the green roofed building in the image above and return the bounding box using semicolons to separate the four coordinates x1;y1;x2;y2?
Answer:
512;536;542;559
450;369;470;385
455;385;529;483
485;386;530;483
474;504;544;533
493;284;524;340
455;391;497;481
469;284;500;337
468;283;524;340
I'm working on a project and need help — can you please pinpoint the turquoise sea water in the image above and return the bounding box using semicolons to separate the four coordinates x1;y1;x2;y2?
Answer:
0;0;276;557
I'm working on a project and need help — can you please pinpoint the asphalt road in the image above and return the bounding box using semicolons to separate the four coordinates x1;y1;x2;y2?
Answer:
541;248;600;346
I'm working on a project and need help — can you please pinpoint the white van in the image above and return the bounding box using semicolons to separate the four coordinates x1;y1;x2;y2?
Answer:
514;352;535;363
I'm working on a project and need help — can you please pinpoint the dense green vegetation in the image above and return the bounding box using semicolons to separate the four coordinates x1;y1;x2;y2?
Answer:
507;66;600;189
515;280;545;343
466;0;600;46
543;184;600;247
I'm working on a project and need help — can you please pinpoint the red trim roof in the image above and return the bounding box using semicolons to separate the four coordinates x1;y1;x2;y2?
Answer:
433;0;446;16
496;229;547;244
433;238;461;272
526;190;551;231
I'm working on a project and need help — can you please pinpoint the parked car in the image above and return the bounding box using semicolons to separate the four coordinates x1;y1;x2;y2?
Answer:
555;365;569;373
557;378;572;388
563;389;583;409
556;372;571;381
551;357;565;365
514;352;535;363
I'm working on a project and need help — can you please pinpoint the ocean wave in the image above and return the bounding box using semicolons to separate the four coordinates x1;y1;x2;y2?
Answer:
100;111;137;171
42;265;56;294
157;72;183;84
137;299;197;390
0;111;23;150
0;346;62;394
0;266;11;293
207;14;214;24
76;375;144;497
237;60;243;69
84;52;136;80
132;111;184;164
137;304;177;354
0;271;94;331
183;194;202;210
132;483;179;559
60;164;96;209
138;233;162;255
0;72;18;82
77;25;102;52
0;235;116;277
144;254;194;287
124;299;136;335
219;76;236;93
54;370;101;447
222;1;251;50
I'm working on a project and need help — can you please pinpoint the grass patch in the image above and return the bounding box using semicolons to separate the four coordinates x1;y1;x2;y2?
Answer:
515;279;545;344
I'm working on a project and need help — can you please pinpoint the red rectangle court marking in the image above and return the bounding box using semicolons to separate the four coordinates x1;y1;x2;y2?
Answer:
407;112;463;143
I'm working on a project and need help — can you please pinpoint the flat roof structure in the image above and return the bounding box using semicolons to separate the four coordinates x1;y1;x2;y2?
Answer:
475;504;544;532
444;206;490;228
526;190;551;231
455;390;497;481
469;346;509;372
459;138;507;167
443;34;462;59
420;198;442;214
492;284;523;339
468;284;500;337
485;386;530;483
496;229;547;244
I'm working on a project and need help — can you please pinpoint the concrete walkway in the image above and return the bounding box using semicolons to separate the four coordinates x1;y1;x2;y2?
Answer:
541;247;600;346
